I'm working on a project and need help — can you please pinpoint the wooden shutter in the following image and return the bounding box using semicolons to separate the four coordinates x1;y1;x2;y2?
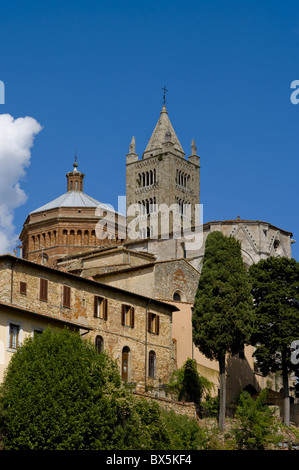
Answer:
155;315;159;335
20;281;27;295
130;307;134;328
94;296;98;317
103;298;108;320
40;279;48;301
121;304;125;325
63;286;71;308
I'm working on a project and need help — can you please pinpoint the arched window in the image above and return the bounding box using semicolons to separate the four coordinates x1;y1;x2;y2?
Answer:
62;230;67;245
77;230;82;245
70;230;75;244
173;292;181;301
95;335;104;353
148;350;156;378
121;346;130;382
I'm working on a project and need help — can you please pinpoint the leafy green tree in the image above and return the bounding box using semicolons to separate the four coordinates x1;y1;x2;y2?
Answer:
0;327;171;450
192;231;254;431
233;389;281;450
166;358;213;406
249;256;299;426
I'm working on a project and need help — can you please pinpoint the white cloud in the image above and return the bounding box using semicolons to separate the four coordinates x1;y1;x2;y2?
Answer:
0;114;42;254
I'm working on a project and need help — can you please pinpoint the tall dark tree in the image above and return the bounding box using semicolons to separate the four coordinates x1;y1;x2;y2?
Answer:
192;231;253;431
248;256;299;426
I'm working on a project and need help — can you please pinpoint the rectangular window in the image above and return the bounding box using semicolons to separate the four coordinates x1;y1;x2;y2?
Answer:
63;286;71;308
148;312;159;335
20;281;27;295
33;328;43;336
94;296;108;320
121;304;134;328
9;323;20;349
40;278;48;302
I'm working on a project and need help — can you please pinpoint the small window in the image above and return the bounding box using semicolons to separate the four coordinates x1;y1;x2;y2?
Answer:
121;346;130;381
95;335;104;353
63;286;71;308
40;278;48;302
33;328;43;336
9;323;20;349
20;281;27;295
173;292;181;301
82;298;86;307
148;350;156;378
148;312;159;335
121;304;134;328
94;296;108;320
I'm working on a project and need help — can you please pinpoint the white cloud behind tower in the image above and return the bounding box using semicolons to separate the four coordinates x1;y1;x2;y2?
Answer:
0;114;42;254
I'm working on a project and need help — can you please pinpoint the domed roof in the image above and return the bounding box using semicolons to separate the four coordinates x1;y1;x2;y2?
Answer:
30;191;112;214
30;159;116;215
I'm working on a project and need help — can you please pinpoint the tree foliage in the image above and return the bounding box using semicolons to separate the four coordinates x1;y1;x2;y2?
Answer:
192;231;254;430
249;256;299;376
166;358;213;406
232;389;281;450
0;327;172;450
192;231;254;361
162;410;206;450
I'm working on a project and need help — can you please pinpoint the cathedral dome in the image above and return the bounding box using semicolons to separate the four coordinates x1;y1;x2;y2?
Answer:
20;159;126;266
30;159;112;214
30;191;112;214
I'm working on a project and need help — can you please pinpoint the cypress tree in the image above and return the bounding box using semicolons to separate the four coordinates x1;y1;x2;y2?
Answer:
249;256;299;426
192;231;253;431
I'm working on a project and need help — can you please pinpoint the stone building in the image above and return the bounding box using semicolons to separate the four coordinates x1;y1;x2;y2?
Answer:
126;105;200;239
0;254;177;389
20;160;126;267
17;102;296;406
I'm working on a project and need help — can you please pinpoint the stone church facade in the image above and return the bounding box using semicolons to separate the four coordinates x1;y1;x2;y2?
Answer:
17;103;295;406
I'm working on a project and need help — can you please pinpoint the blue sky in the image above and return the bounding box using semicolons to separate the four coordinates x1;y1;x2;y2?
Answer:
0;0;298;259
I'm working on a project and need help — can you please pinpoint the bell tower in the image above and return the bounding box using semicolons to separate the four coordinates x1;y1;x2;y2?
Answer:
126;104;200;240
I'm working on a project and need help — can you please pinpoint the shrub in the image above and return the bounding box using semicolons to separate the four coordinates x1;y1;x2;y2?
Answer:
232;389;281;450
166;358;213;406
0;327;171;450
162;410;206;450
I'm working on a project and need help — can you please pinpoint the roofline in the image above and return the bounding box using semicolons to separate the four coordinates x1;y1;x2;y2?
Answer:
93;258;200;278
122;219;293;244
203;220;293;236
57;245;156;263
0;254;179;312
0;301;92;331
28;190;125;217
